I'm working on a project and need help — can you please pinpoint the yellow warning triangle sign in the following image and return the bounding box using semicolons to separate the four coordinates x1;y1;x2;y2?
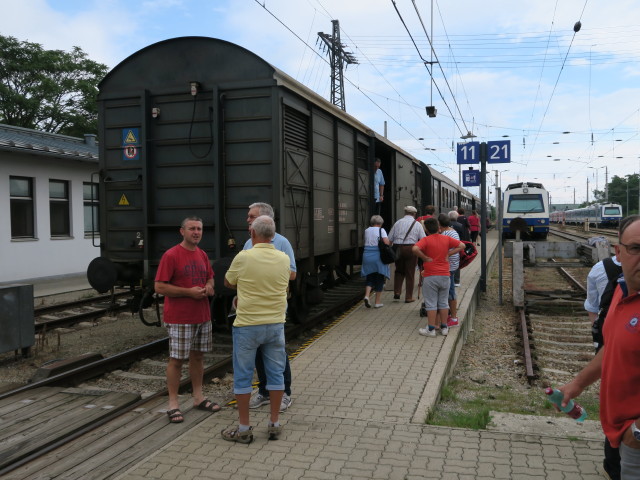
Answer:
118;194;130;206
125;130;137;144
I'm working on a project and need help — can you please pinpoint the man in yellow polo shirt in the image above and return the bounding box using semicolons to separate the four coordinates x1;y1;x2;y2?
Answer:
222;215;293;443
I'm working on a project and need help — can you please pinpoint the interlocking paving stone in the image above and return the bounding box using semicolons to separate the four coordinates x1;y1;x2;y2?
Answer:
115;232;604;480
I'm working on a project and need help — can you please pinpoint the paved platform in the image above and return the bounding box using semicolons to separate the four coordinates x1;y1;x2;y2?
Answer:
0;272;93;303
116;230;605;480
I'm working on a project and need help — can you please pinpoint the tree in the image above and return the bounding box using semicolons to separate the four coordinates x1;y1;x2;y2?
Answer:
0;35;108;137
607;174;640;215
592;189;606;203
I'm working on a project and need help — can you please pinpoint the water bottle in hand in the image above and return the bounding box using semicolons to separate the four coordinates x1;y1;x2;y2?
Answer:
545;387;587;422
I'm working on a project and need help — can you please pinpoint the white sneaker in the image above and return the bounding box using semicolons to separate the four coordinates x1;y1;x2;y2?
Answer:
280;394;292;412
441;326;449;336
363;297;371;308
418;327;436;337
249;393;270;409
374;303;384;308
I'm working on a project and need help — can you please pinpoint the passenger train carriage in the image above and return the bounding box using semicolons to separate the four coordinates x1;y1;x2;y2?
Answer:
86;36;479;323
501;182;550;239
550;203;622;228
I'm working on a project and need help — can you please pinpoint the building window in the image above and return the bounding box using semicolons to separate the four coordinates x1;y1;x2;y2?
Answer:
50;179;70;237
83;182;99;235
10;176;35;239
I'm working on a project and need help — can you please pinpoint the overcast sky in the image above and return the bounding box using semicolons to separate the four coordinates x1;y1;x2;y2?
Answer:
3;0;640;204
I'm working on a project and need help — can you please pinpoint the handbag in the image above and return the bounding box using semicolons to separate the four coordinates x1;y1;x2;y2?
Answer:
459;241;477;269
378;227;396;264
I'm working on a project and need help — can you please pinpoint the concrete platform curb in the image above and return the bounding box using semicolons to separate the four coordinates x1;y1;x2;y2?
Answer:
412;231;499;424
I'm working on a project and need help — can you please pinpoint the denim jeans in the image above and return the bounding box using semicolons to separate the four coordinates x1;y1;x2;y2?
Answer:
453;268;460;284
256;345;292;396
232;323;286;395
448;272;457;300
366;272;385;292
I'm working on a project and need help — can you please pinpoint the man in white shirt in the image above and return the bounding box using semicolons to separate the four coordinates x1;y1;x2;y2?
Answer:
388;206;426;302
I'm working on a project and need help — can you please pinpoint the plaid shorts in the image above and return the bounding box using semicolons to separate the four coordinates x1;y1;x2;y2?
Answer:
166;321;212;360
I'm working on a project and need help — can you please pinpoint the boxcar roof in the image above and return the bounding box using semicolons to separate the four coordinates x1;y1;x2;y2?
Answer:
100;36;477;201
100;37;419;159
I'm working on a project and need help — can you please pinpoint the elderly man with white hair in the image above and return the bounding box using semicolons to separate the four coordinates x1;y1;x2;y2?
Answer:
223;215;294;444
388;206;426;303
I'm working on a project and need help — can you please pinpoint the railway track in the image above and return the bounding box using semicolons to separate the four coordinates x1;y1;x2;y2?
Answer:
0;275;366;477
549;225;618;244
34;291;133;333
517;257;595;386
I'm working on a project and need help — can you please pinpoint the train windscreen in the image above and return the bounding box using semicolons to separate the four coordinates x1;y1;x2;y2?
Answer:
507;194;545;213
604;206;621;215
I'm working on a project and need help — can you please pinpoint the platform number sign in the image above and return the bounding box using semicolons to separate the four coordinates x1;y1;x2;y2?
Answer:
456;141;480;164
487;140;510;164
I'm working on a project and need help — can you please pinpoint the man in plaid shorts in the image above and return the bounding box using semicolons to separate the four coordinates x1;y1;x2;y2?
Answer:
155;216;220;423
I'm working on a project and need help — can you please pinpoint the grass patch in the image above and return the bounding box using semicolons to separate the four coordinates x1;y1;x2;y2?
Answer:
429;406;491;430
439;382;458;402
427;254;602;430
428;377;601;429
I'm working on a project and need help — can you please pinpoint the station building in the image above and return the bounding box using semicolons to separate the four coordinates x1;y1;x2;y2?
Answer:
0;124;99;283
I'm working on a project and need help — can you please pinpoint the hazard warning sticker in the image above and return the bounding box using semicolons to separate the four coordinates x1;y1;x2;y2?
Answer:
118;194;130;206
122;128;140;161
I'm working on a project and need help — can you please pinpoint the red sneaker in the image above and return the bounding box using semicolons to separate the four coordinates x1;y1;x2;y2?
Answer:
447;317;459;327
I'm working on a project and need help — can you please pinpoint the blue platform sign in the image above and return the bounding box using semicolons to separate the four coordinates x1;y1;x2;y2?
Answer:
463;169;480;187
457;141;480;164
487;140;510;163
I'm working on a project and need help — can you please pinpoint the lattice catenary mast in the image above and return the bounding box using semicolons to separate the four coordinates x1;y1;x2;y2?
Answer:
318;20;357;111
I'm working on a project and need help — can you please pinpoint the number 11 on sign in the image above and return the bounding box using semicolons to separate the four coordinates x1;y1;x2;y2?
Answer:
456;141;480;164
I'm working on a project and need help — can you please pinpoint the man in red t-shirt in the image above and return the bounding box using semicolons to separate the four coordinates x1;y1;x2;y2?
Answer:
412;218;464;337
155;217;219;423
559;215;640;478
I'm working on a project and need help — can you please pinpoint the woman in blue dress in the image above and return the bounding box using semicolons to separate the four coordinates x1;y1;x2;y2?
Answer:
362;215;391;308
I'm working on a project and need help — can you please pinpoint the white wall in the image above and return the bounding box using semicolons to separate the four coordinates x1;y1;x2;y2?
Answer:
0;152;100;282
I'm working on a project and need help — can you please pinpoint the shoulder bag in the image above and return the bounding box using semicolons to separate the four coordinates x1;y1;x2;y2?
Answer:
394;219;418;250
378;227;396;264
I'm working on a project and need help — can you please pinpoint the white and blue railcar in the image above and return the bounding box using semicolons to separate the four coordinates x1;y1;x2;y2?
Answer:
563;203;622;228
502;182;550;239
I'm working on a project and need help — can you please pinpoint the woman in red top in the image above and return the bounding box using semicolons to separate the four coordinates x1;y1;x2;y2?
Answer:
468;209;481;245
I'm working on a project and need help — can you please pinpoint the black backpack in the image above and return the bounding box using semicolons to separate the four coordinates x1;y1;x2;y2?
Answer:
591;257;622;353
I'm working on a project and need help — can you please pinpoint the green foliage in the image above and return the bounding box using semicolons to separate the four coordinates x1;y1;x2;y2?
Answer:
439;382;458;402
0;35;108;136
428;379;601;430
608;174;640;216
429;404;491;430
583;175;639;215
